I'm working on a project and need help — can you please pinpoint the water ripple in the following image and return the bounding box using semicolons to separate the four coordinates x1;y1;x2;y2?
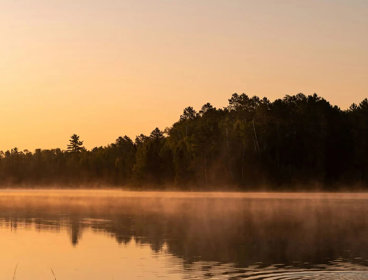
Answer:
230;270;368;280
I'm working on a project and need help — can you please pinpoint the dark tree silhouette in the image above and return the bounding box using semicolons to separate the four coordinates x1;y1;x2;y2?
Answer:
67;134;85;153
180;107;197;121
0;93;367;189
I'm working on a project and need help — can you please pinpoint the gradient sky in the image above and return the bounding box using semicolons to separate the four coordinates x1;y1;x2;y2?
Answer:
1;0;367;150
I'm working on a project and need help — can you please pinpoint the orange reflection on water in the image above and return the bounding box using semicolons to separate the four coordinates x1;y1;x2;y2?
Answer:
1;190;368;280
0;226;185;280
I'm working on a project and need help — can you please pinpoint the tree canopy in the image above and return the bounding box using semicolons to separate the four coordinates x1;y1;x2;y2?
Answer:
0;93;367;189
67;134;85;153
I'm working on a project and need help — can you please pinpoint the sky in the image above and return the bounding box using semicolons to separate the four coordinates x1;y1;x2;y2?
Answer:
0;0;367;150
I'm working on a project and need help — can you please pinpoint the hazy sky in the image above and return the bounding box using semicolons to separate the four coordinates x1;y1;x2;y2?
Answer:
1;0;367;150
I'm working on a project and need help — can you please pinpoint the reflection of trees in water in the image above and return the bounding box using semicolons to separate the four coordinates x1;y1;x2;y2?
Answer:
1;197;368;268
70;218;82;246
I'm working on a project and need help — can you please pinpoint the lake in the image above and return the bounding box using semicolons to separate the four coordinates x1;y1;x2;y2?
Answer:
0;190;368;279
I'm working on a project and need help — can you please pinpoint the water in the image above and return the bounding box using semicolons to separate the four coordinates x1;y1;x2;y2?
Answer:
0;190;368;279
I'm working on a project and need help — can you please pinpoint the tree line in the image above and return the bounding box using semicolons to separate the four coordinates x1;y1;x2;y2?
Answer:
0;93;367;189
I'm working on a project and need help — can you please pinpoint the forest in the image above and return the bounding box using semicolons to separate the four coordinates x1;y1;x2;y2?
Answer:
0;93;367;190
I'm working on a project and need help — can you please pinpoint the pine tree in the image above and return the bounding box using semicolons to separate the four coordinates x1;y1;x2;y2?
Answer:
67;134;85;153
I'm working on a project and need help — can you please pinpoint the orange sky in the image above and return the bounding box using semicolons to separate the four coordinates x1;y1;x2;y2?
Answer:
0;0;367;151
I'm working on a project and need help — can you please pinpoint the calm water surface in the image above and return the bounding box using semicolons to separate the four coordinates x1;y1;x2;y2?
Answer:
0;190;368;280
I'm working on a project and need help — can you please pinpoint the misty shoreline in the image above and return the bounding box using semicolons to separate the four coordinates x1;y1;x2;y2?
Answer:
1;93;367;190
0;184;368;193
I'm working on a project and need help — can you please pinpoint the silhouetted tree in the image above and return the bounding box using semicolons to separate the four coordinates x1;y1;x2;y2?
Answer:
0;93;366;189
67;134;85;153
180;107;197;121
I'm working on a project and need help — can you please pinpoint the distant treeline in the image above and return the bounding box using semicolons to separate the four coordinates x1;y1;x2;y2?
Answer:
0;93;367;189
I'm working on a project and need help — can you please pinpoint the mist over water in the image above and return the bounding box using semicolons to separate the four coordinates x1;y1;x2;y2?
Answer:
1;190;368;279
